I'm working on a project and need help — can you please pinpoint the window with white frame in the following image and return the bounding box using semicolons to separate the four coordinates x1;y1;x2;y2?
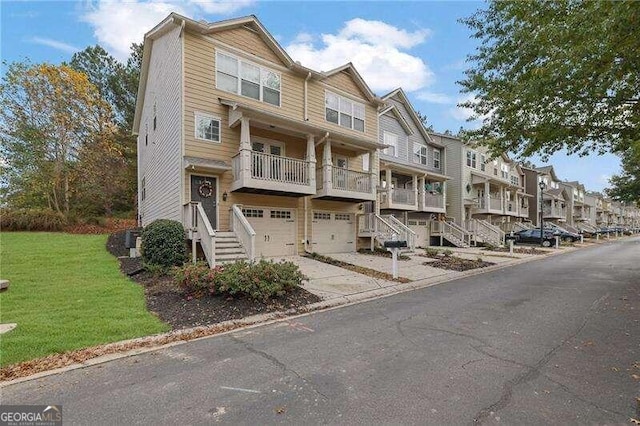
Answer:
216;51;281;106
362;152;370;171
325;91;365;132
480;154;486;171
195;113;221;142
383;132;398;157
510;175;519;186
413;144;428;165
500;163;509;179
433;149;441;169
466;150;477;168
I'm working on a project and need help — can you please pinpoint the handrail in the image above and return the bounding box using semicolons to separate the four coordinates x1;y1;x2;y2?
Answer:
331;166;371;193
250;151;309;185
423;191;444;208
374;214;402;243
189;202;215;268
383;215;416;251
432;220;471;246
231;204;256;262
391;188;416;205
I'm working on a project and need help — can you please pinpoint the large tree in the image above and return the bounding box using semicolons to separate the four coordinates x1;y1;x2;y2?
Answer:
0;62;111;214
606;145;640;204
459;0;640;159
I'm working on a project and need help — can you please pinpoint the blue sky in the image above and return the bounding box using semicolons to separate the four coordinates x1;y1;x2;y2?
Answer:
1;0;620;192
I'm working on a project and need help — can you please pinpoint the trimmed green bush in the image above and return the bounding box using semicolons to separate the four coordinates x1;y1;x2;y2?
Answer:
424;247;440;257
174;259;306;301
0;208;68;231
141;219;187;268
442;249;453;257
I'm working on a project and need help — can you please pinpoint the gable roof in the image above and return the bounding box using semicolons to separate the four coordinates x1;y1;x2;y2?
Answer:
378;105;413;135
134;13;324;133
535;165;560;182
381;88;438;146
322;63;379;103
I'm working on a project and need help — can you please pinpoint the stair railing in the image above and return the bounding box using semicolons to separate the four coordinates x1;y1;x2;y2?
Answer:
382;215;417;251
231;204;256;262
189;202;216;268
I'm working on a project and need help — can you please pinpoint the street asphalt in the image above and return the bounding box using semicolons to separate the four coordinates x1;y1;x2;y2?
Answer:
2;237;639;425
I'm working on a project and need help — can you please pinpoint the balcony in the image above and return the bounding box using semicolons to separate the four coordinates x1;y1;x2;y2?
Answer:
315;165;375;202
476;196;504;214
231;150;315;196
380;187;418;210
422;191;445;213
573;207;589;221
543;204;566;219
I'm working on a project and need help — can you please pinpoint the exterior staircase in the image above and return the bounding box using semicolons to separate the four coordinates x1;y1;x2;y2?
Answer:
357;213;415;252
430;220;471;248
467;218;505;247
214;232;248;264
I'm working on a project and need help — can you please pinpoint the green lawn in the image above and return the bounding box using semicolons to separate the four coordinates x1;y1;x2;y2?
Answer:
0;232;169;367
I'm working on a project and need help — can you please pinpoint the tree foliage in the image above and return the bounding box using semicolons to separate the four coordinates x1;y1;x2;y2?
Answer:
606;143;640;204
459;0;640;159
0;62;111;214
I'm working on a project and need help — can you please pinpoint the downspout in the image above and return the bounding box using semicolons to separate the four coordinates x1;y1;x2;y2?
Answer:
304;196;311;253
304;72;311;121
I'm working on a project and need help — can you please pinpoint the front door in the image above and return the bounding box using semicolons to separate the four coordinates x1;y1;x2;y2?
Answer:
190;175;217;228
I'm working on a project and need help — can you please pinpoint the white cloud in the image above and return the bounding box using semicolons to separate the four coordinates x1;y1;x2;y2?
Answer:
415;91;453;104
450;93;486;123
286;18;434;93
81;0;254;62
30;37;80;54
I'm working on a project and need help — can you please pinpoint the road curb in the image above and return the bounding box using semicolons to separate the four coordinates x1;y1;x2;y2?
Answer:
0;238;618;387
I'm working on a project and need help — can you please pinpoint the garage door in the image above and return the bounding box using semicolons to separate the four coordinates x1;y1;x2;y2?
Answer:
312;211;355;253
407;219;429;248
242;207;296;257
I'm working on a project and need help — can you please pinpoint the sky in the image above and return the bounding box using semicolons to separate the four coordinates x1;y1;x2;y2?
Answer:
0;0;621;192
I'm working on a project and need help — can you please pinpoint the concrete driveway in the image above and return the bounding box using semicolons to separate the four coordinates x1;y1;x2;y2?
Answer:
277;255;397;300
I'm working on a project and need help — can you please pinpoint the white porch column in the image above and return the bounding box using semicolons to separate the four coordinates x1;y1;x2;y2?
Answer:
484;181;490;209
369;149;377;198
500;187;505;213
323;140;332;190
413;174;418;208
418;177;425;210
386;168;393;205
306;134;316;188
239;117;251;180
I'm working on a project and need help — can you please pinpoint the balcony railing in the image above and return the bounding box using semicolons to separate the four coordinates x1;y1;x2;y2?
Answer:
543;205;566;218
423;192;444;209
520;206;529;217
231;150;315;195
391;188;416;205
489;197;502;211
331;167;371;193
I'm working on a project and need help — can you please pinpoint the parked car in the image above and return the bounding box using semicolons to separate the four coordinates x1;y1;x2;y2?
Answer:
513;229;556;247
550;229;581;242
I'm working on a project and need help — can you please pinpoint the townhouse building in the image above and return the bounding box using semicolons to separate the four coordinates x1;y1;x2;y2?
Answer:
523;166;569;228
134;14;385;265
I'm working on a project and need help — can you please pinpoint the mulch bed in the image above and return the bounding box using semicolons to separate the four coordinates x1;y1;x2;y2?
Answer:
304;253;411;283
106;232;320;330
422;255;495;271
485;246;549;255
357;248;411;261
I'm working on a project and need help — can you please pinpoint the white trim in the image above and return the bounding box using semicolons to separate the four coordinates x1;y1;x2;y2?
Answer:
383;131;398;157
215;48;282;107
194;111;222;143
324;89;366;132
200;34;292;72
333;155;348;169
188;173;220;230
243;205;298;255
250;135;286;156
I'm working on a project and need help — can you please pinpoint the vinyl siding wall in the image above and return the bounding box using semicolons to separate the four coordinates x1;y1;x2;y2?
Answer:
138;25;183;226
431;134;464;223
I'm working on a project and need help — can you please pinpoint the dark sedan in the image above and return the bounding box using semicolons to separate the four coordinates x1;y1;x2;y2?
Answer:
513;229;556;247
550;229;581;242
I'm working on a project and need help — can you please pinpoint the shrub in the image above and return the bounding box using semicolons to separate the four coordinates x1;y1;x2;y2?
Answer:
173;259;306;301
0;208;68;231
442;249;453;257
424;247;440;257
141;219;187;268
174;262;222;297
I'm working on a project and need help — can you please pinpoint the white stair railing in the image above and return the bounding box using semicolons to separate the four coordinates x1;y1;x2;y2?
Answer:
431;220;471;247
231;205;256;262
374;214;401;243
382;215;417;251
188;202;216;268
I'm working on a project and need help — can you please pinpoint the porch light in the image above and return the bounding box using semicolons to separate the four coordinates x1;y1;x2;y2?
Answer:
222;191;228;202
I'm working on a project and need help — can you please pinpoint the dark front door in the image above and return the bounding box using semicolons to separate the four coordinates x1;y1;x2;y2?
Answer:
190;175;217;229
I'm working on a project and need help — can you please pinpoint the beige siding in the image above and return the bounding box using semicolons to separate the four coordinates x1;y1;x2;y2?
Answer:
323;71;369;99
138;25;183;226
211;27;284;65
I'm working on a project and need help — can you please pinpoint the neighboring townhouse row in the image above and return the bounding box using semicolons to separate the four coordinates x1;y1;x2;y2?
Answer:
135;14;639;266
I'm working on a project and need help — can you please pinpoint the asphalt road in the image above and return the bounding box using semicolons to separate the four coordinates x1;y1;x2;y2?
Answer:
3;238;639;425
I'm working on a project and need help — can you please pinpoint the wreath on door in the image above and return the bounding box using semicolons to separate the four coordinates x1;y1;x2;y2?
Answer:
198;181;214;198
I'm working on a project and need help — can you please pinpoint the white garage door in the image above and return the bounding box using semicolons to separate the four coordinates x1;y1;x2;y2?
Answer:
242;207;296;257
312;211;355;254
407;219;429;248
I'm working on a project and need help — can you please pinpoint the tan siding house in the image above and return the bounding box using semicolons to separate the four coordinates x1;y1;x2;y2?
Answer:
134;14;385;265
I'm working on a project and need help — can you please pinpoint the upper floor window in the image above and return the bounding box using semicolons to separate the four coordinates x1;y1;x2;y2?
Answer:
362;152;370;171
216;51;281;106
480;154;486;171
466;150;477;168
510;175;519;186
325;91;365;132
500;163;509;179
383;132;398;157
413;144;428;165
195;112;221;142
433;149;441;169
